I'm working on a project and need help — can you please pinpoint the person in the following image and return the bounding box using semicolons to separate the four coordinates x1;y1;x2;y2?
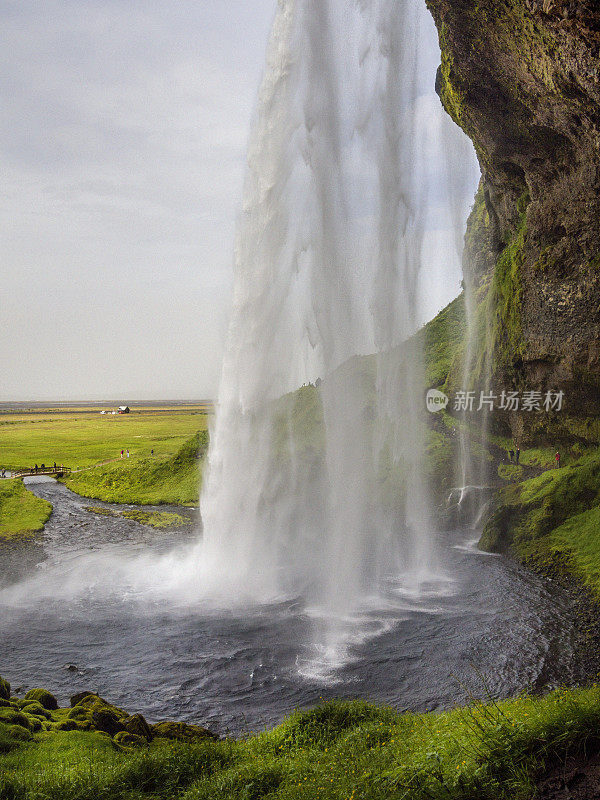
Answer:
509;449;514;462
34;464;38;473
555;451;561;469
121;449;124;459
126;449;130;458
53;462;57;470
515;447;520;465
151;449;154;456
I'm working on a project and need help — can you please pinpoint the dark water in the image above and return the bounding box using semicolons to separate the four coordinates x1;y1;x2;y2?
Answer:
0;479;577;735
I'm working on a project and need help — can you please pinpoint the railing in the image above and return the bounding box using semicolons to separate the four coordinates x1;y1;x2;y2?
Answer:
10;467;72;479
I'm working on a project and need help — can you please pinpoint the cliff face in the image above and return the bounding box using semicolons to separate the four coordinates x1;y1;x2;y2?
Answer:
426;0;600;430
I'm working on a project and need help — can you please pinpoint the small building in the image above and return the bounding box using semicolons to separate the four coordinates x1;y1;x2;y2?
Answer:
118;406;130;414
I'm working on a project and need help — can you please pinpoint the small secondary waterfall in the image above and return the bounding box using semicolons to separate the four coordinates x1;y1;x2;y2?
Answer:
197;0;477;648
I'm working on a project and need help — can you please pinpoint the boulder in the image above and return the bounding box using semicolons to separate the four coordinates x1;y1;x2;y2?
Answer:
90;709;125;737
124;714;153;741
7;724;32;742
70;691;96;708
55;720;79;732
24;715;42;732
152;721;219;742
20;702;51;720
24;689;59;711
0;708;31;730
113;731;147;748
0;677;10;701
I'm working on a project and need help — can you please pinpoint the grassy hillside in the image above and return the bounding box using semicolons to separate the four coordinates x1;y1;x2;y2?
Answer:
64;431;208;506
2;675;600;799
0;480;52;540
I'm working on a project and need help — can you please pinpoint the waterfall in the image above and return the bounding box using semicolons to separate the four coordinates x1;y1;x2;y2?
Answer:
196;0;476;649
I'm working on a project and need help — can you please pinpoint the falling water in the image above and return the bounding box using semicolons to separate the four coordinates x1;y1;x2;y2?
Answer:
196;0;477;659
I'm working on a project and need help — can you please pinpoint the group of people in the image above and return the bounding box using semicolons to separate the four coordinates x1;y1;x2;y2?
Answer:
31;462;60;473
508;446;562;469
120;449;130;458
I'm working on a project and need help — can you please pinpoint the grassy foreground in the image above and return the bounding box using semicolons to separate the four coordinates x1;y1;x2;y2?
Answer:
64;432;208;506
2;676;600;799
0;480;52;540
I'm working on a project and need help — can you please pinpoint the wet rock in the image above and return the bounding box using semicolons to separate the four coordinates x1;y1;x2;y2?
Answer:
24;688;59;711
152;721;219;742
113;731;147;748
0;677;10;701
124;714;153;741
64;664;79;673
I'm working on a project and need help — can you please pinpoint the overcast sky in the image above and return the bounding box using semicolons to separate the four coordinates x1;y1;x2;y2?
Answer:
1;0;275;400
1;0;478;401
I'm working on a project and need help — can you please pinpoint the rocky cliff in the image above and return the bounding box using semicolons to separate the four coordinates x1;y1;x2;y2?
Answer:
426;0;600;438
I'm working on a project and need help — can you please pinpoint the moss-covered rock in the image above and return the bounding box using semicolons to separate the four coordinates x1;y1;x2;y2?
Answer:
113;731;147;748
0;677;10;701
152;721;219;742
20;702;51;720
0;708;32;729
24;688;58;711
124;713;153;741
70;691;96;707
7;724;33;742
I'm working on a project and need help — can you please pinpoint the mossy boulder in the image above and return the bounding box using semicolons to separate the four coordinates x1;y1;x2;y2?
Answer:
23;715;42;732
124;713;153;741
20;701;52;720
68;693;129;736
7;724;32;742
152;721;219;742
0;708;31;729
91;709;125;736
24;688;59;711
0;677;10;701
70;691;96;707
113;731;147;748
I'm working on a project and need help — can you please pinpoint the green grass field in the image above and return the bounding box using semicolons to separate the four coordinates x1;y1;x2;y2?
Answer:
0;407;211;472
2;678;600;799
0;480;52;539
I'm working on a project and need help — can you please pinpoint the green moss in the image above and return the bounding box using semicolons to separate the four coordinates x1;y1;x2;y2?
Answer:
24;689;59;711
0;479;52;540
120;510;193;529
